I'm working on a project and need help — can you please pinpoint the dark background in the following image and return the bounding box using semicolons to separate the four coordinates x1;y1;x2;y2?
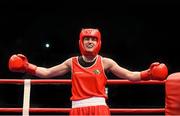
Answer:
0;0;179;115
1;1;180;78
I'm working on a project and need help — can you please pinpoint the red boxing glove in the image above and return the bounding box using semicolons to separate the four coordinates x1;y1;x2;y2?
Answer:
8;54;37;74
140;62;168;80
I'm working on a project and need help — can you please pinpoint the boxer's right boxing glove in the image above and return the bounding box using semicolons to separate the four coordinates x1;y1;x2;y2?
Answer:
140;62;168;80
8;54;37;75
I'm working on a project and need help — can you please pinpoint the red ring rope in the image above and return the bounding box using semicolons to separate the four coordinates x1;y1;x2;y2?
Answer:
0;79;165;114
0;79;165;85
0;108;165;114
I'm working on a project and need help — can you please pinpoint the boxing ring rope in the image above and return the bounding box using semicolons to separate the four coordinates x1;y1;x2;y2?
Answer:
0;108;164;113
0;79;165;85
0;79;165;115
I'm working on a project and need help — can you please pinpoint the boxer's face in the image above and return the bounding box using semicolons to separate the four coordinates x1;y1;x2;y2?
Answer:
83;37;97;52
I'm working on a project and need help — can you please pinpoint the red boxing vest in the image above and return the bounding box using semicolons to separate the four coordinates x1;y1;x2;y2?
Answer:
71;55;108;101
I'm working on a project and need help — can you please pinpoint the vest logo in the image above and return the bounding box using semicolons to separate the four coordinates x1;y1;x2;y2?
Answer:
93;69;100;75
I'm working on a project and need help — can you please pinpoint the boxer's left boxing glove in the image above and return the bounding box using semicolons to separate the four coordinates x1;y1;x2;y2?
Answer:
140;62;168;80
8;54;37;75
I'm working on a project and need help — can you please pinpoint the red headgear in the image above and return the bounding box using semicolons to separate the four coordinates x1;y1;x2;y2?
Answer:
79;28;101;57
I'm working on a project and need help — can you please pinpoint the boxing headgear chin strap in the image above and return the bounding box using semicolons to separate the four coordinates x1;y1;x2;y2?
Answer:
79;28;101;57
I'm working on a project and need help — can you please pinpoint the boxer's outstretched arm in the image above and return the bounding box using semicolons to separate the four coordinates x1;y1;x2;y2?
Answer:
35;58;71;78
103;58;141;81
9;54;71;78
103;57;168;81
